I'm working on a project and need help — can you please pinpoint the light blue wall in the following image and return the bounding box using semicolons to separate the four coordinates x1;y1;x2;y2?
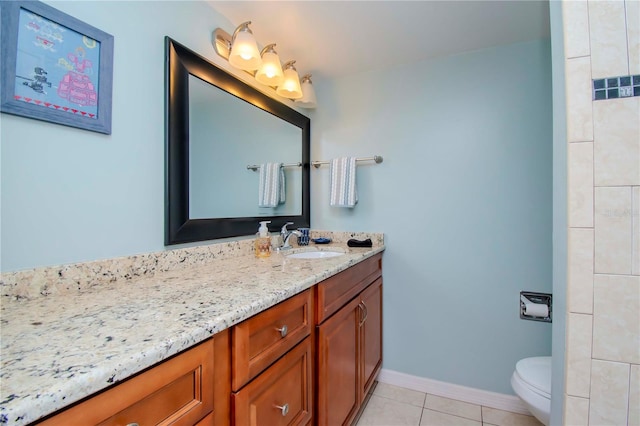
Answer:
0;1;247;272
312;39;553;394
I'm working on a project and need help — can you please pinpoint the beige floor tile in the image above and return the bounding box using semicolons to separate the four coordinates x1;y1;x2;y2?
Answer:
375;382;426;407
481;407;543;426
420;408;481;426
424;394;482;421
356;394;423;426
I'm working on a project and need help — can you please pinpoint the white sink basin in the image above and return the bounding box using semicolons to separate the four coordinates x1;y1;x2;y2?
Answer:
286;250;345;259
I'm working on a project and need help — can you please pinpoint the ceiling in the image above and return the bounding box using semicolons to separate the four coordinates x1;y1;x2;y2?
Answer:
207;1;551;81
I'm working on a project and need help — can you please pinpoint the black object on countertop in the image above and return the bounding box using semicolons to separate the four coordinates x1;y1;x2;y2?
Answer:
347;238;373;248
312;237;332;244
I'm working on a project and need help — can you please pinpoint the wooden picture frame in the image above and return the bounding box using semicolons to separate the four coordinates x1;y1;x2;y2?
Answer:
0;1;114;134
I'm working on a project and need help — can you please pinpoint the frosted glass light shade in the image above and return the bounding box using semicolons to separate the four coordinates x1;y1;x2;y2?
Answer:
276;62;302;99
296;74;317;108
229;24;261;71
255;45;284;86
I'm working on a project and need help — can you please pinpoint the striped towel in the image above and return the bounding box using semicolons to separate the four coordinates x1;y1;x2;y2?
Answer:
258;163;285;208
330;157;358;208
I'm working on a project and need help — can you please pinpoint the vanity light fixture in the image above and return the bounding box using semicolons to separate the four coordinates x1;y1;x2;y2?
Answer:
276;61;303;99
227;21;261;71
296;74;317;109
212;23;315;106
255;44;284;86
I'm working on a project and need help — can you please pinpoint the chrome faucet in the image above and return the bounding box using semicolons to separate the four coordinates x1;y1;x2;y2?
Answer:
279;222;303;250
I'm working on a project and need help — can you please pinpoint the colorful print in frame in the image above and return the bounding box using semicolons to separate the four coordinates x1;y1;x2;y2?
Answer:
0;1;113;134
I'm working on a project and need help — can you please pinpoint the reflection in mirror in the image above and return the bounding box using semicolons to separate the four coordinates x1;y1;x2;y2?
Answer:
165;37;310;245
188;75;302;219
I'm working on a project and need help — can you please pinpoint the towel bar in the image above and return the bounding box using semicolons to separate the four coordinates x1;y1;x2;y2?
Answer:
311;155;383;168
247;162;302;171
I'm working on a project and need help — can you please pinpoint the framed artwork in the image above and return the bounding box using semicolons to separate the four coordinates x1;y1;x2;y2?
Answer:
0;1;113;134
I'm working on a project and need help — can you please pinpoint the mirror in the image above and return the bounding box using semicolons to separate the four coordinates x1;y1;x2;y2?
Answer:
165;37;310;245
187;75;302;219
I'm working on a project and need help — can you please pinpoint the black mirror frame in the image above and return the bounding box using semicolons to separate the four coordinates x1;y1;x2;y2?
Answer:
165;37;310;245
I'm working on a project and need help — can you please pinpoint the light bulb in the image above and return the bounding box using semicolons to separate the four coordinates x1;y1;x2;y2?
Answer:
296;74;317;108
228;22;261;71
276;61;302;99
255;44;284;86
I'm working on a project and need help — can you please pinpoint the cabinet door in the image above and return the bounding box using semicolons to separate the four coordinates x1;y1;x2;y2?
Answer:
360;278;383;398
316;296;361;426
233;337;312;426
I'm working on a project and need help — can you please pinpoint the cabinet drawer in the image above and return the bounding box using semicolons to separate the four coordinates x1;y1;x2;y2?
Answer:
232;289;312;390
315;253;382;324
39;330;230;426
233;337;313;426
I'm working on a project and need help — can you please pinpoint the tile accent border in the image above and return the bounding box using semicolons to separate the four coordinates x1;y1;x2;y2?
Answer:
377;368;531;416
593;75;640;100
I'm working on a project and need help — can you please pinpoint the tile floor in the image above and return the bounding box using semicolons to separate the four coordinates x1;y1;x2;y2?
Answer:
355;382;543;426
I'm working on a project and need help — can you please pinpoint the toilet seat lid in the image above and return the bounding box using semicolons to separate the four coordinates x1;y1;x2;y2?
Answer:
515;356;551;397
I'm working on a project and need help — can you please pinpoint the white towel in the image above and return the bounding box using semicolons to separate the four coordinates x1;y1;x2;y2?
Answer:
258;163;285;208
330;157;358;208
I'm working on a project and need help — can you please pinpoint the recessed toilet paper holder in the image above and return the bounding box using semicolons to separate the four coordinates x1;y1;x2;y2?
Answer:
520;291;552;323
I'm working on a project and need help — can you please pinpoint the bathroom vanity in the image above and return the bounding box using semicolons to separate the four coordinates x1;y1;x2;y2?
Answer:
0;236;383;426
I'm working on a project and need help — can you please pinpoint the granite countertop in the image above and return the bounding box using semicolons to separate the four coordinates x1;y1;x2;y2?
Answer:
0;241;384;425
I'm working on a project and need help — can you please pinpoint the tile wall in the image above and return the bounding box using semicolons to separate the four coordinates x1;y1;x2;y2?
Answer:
563;0;639;424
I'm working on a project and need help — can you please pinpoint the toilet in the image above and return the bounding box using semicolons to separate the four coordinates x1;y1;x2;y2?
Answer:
511;356;551;426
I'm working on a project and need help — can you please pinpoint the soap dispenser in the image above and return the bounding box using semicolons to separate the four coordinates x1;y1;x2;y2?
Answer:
255;221;272;258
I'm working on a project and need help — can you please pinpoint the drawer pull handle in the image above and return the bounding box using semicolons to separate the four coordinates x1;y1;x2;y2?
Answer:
126;423;140;426
276;325;288;337
358;302;368;326
274;403;289;416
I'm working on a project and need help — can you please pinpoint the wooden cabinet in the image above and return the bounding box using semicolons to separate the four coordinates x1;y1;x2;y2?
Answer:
38;329;231;426
359;278;383;399
231;289;313;426
315;254;382;324
232;289;313;391
316;296;361;425
315;254;383;426
232;337;313;426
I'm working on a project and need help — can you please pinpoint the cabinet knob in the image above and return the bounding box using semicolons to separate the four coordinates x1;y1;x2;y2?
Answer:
274;403;289;416
126;423;140;426
276;325;288;337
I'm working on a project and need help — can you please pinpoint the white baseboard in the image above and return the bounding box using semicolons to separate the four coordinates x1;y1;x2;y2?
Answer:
376;368;531;415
